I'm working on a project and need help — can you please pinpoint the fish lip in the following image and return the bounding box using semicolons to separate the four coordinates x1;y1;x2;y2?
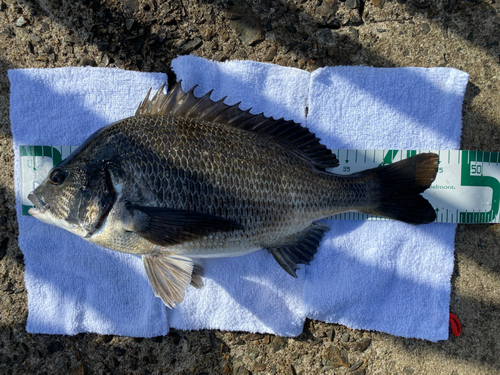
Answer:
28;192;50;214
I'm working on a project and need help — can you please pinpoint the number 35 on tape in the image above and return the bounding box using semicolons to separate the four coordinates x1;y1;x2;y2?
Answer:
329;149;500;224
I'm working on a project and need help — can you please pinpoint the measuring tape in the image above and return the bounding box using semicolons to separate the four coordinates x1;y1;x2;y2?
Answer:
19;146;500;224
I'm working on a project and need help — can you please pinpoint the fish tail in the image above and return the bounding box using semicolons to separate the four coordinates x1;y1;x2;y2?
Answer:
361;153;439;224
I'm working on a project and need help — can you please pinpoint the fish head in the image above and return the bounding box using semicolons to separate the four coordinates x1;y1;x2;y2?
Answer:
28;159;116;238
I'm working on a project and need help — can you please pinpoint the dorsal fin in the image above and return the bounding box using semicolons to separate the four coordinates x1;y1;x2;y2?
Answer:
135;81;339;169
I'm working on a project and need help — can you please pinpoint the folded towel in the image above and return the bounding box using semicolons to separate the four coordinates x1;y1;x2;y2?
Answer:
10;56;469;340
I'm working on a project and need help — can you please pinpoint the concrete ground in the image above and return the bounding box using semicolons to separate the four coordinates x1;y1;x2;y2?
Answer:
0;0;499;374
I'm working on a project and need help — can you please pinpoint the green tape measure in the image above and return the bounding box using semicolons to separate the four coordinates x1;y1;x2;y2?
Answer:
19;146;500;224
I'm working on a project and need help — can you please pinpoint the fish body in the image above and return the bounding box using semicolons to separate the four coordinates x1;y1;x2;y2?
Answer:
29;82;439;307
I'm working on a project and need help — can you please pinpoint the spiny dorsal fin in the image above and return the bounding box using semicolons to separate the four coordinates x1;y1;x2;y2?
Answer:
136;81;339;170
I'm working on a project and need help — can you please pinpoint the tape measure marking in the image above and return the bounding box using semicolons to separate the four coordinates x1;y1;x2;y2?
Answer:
19;146;500;224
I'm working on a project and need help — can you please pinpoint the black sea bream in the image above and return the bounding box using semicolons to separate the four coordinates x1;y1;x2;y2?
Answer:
28;82;439;307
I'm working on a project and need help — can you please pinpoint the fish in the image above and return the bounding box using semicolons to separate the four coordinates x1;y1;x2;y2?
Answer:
28;81;439;308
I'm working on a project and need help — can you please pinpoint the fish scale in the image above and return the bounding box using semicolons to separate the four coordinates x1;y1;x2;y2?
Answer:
27;81;439;307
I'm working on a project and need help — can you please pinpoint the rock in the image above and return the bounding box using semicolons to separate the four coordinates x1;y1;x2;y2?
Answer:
201;28;214;41
317;28;336;46
349;360;363;372
125;19;135;31
70;364;86;375
252;362;266;371
0;237;8;260
113;347;126;356
345;0;359;9
225;0;265;46
271;336;288;352
180;38;202;54
372;0;385;8
244;347;259;360
16;16;27;27
327;328;336;341
79;58;97;67
47;341;64;354
354;337;371;352
30;34;41;43
315;0;338;25
322;345;349;368
100;54;110;67
422;23;431;35
264;46;276;61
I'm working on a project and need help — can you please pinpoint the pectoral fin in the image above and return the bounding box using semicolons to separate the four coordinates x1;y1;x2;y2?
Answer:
142;254;205;308
267;223;330;277
129;205;244;246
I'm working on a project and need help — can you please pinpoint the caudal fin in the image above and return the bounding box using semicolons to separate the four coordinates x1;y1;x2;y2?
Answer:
362;153;439;224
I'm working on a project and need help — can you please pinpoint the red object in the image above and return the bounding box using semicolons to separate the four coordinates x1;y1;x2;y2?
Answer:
449;313;461;337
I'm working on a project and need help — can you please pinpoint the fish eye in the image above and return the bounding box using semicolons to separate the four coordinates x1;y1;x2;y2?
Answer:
49;169;66;185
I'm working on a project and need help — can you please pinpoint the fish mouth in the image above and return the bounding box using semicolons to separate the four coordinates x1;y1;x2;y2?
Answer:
28;192;50;215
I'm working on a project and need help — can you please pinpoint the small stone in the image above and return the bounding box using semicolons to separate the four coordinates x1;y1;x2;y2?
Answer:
113;347;126;356
47;341;64;354
101;54;110;67
234;366;250;375
16;16;27;27
125;19;135;30
372;0;385;8
287;364;297;375
79;58;97;67
345;0;359;9
243;333;263;341
30;34;41;43
252;362;266;372
70;364;85;375
403;367;415;375
349;360;363;372
97;41;109;51
134;38;144;53
262;334;270;344
248;28;265;46
322;345;349;368
0;355;12;365
354;337;371;352
272;336;288;352
283;41;298;54
20;343;29;354
201;28;214;41
264;46;276;61
180;38;202;54
341;332;350;342
222;364;231;374
421;23;431;35
327;329;336;341
245;348;259;361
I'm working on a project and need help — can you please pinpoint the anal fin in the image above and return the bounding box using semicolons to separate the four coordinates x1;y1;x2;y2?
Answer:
267;223;330;278
142;254;205;308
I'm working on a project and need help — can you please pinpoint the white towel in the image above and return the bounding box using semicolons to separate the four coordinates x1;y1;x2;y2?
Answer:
303;67;467;340
10;68;169;337
10;56;469;340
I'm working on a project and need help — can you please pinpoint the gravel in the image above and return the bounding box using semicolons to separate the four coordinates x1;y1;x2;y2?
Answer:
1;0;500;374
